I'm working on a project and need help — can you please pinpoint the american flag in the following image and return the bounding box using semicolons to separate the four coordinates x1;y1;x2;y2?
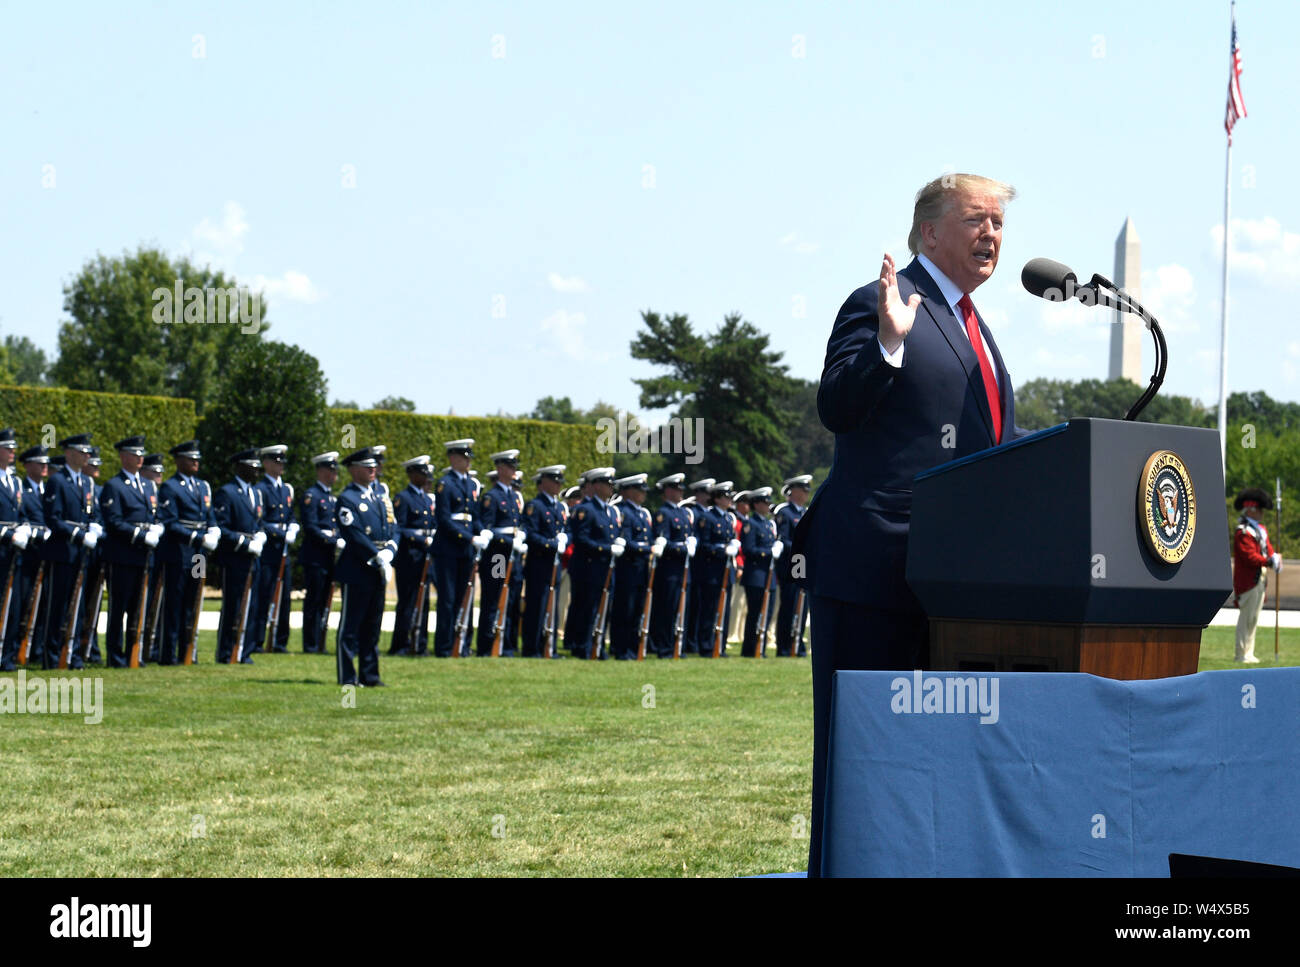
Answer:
1225;7;1247;142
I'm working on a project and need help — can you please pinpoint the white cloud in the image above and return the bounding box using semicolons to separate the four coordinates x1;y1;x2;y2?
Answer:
248;270;322;304
540;309;608;362
1139;263;1197;333
547;272;591;294
779;231;820;255
1210;216;1300;285
191;201;249;268
1033;346;1092;372
1037;298;1107;341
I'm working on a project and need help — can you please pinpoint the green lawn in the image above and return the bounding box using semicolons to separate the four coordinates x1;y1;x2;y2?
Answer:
2;625;1293;878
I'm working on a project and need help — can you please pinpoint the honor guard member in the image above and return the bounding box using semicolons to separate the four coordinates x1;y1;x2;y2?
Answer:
506;469;527;649
555;483;582;642
432;440;480;657
729;491;751;643
521;465;568;657
475;449;526;656
371;445;398;525
42;434;101;669
390;455;437;656
561;471;594;651
99;436;164;668
300;452;343;654
1232;487;1283;664
739;487;781;657
4;444;52;669
252;445;298;653
83;446;109;663
140;453;167;660
0;430;33;670
648;474;693;659
568;467;624;659
775;474;812;657
213;449;267;664
157;441;219;665
610;474;655;660
334;447;395;686
692;481;739;657
683;478;714;655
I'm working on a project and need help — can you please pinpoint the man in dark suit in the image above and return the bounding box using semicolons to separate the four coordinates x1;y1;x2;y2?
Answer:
334;446;395;687
157;440;219;664
42;434;101;669
431;440;480;658
213;449;267;664
797;173;1027;875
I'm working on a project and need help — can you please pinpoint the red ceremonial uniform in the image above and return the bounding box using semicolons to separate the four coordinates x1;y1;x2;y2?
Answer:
1232;521;1274;598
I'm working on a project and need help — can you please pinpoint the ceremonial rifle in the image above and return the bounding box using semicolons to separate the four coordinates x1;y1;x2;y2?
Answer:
453;545;483;657
183;555;205;665
230;559;256;665
789;587;807;656
490;543;518;657
541;547;561;659
589;553;616;660
17;562;47;666
58;555;90;669
408;547;432;651
710;555;733;659
671;564;689;660
143;562;166;661
755;563;775;658
128;550;153;668
79;561;106;663
264;536;290;651
636;553;658;661
0;549;19;654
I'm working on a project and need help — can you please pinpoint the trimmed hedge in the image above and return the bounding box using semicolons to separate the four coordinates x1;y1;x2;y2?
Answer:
0;385;197;479
326;410;605;484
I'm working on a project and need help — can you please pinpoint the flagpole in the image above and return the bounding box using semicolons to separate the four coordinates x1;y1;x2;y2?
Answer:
1217;136;1231;471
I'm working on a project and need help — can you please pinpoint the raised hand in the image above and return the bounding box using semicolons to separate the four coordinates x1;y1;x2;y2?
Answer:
878;252;921;353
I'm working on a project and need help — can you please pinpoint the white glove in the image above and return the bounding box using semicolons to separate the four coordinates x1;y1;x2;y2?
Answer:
335;537;346;550
248;532;266;557
472;530;491;551
1271;553;1283;571
11;524;30;550
771;540;784;560
381;562;394;586
611;537;626;559
40;527;52;542
143;528;161;548
725;539;741;558
206;525;221;543
651;536;666;558
686;535;697;558
512;531;525;553
424;535;433;547
556;533;569;554
201;530;219;551
376;547;395;566
286;522;300;544
82;530;99;549
89;522;104;538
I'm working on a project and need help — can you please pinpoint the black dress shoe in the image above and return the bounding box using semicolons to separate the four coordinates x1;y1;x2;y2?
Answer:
272;647;289;654
361;679;387;687
390;648;411;657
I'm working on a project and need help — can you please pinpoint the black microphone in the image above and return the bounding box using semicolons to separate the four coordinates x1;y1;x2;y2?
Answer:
1019;258;1167;421
1021;257;1078;300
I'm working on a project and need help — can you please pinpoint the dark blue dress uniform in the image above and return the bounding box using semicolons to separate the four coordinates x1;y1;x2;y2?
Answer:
775;500;807;657
5;461;51;669
740;511;778;657
0;463;26;670
213;472;265;663
299;475;340;654
650;499;691;659
253;472;295;652
476;480;523;656
391;480;436;655
99;468;160;668
42;448;98;669
432;467;479;657
521;488;566;657
567;495;620;659
334;473;395;686
691;503;735;657
611;496;652;660
157;468;216;664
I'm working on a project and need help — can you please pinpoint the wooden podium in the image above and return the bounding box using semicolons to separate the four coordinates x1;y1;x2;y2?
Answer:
906;418;1231;681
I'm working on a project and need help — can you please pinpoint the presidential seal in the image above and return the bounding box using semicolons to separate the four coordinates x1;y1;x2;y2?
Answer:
1138;450;1196;564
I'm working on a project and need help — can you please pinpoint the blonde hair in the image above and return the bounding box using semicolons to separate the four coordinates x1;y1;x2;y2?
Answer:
907;174;1017;255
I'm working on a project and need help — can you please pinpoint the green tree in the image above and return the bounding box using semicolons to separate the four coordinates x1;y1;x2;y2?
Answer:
370;395;416;413
0;335;51;386
197;339;330;500
1015;377;1213;431
630;310;797;487
53;247;267;414
785;378;834;482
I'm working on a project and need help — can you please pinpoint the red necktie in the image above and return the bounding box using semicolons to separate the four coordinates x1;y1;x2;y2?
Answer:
957;294;1002;444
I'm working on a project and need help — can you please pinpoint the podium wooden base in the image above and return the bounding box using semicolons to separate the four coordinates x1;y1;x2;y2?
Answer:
929;619;1201;680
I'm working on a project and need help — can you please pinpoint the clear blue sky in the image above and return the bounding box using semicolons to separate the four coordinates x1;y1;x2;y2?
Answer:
3;1;1295;421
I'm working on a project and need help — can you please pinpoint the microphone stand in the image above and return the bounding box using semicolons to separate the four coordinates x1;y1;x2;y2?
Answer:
1087;273;1167;422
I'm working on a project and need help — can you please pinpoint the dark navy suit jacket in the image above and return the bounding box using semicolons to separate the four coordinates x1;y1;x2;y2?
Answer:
99;471;159;567
796;257;1027;612
158;474;215;567
43;466;96;565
